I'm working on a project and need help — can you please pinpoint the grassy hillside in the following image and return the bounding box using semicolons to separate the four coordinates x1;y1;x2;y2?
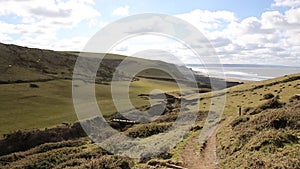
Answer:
0;43;76;83
0;78;182;136
0;42;194;84
0;73;298;168
217;100;299;168
1;42;298;168
209;73;299;169
0;42;198;136
0;138;135;169
214;74;300;169
197;73;300;114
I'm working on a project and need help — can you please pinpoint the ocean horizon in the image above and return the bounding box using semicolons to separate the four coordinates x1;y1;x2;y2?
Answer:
187;64;300;81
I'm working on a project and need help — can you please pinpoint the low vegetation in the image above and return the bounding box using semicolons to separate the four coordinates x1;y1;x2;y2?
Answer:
0;137;134;169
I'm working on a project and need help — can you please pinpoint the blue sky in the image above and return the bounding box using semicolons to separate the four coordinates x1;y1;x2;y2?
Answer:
0;0;299;66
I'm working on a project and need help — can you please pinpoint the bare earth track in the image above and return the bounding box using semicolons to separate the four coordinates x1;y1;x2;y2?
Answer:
181;125;220;169
181;114;237;169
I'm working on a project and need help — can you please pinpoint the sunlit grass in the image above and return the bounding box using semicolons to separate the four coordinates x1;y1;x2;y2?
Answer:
0;78;183;137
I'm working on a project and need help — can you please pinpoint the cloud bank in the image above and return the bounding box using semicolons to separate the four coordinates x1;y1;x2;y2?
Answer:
0;0;299;66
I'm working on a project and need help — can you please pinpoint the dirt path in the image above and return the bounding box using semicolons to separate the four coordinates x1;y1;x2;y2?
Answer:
181;115;235;169
181;125;220;169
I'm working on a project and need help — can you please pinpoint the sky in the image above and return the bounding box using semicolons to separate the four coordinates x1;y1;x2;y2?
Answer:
0;0;299;66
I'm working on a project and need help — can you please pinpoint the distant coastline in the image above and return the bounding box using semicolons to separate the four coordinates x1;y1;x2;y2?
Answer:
188;64;300;82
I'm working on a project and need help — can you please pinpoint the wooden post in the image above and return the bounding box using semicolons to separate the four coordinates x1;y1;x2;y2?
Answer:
239;106;242;116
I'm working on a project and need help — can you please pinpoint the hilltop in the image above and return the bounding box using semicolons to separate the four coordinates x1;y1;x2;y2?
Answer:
0;42;186;84
0;42;240;87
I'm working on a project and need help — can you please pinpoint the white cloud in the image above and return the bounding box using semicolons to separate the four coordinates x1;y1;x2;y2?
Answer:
0;0;100;22
110;34;207;65
285;8;300;24
108;7;300;66
0;0;101;50
176;10;237;31
225;10;299;65
272;0;300;7
261;11;285;29
112;5;130;16
174;7;300;66
0;1;299;66
49;36;90;51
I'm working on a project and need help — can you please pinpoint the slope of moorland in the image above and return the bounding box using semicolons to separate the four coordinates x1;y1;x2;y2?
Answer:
191;73;300;169
0;72;298;168
215;74;300;169
217;99;299;169
1;42;298;168
0;42;188;84
167;73;299;169
0;42;239;137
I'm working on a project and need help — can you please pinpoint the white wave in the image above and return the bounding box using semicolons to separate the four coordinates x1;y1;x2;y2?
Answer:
189;66;274;81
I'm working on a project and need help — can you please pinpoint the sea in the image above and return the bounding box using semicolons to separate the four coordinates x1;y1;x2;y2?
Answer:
187;64;300;81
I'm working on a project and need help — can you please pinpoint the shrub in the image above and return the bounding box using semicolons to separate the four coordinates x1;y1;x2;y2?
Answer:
82;155;133;169
125;123;172;138
263;93;274;100
289;95;300;102
249;98;284;115
0;122;87;156
29;83;39;88
244;107;253;113
231;117;250;127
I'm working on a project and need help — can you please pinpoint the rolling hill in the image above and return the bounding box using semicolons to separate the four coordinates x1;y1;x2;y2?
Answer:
0;42;298;168
0;42;203;137
0;42;186;84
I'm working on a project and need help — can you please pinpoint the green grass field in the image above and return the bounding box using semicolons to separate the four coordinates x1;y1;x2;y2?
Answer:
0;78;182;137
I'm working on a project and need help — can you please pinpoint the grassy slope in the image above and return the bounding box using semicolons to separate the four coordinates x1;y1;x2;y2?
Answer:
0;42;190;84
169;73;299;168
0;138;135;169
0;42;190;136
209;73;300;169
0;74;298;168
1;42;299;168
0;78;181;137
217;101;299;169
198;73;300;114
